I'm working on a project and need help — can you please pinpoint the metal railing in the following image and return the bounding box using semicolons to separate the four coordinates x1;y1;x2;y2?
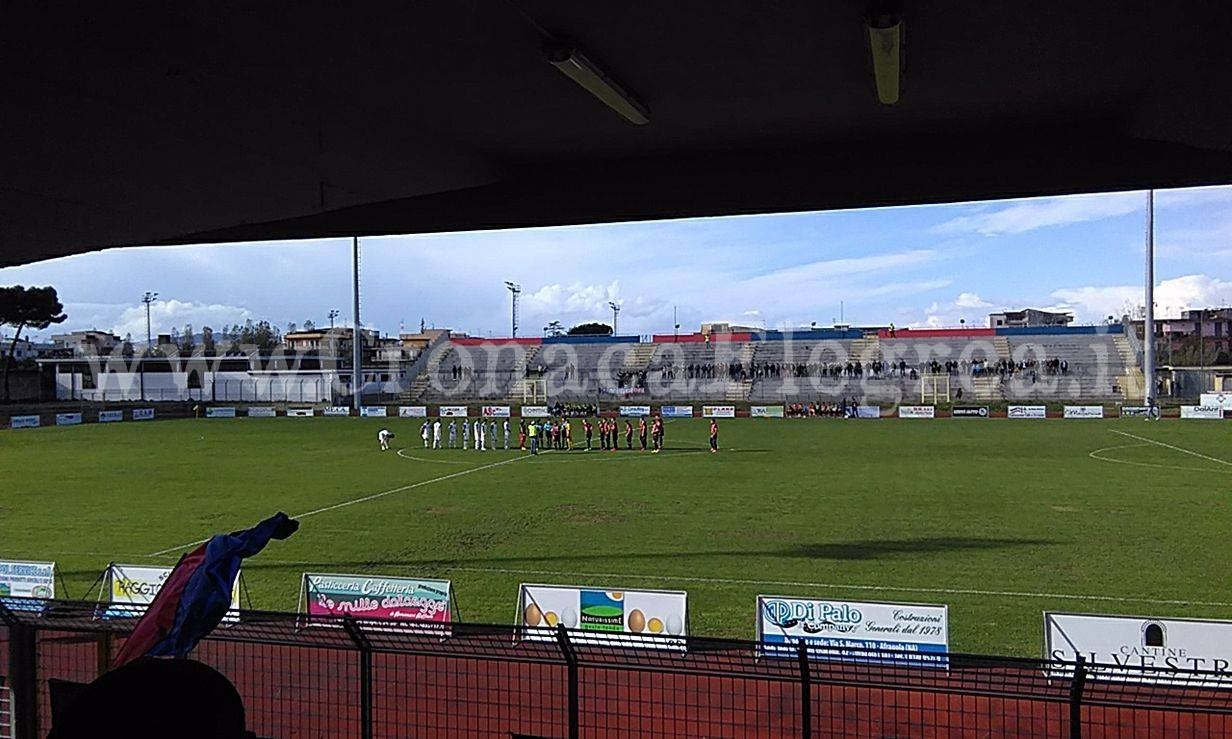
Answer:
1;600;1229;738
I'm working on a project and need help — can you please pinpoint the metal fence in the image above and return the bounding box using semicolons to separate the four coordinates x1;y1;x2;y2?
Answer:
2;600;1230;738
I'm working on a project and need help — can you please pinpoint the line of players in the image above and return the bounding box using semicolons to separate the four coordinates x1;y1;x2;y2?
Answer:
381;415;718;454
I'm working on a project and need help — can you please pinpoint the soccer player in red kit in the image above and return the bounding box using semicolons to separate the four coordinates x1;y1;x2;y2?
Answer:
638;417;648;451
709;419;719;453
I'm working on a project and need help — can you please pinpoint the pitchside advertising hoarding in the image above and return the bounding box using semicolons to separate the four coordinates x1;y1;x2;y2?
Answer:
10;414;40;429
619;405;651;417
398;406;427;417
1008;405;1047;419
55;412;82;426
897;405;935;419
1063;405;1105;419
750;405;785;418
132;408;155;420
206;406;237;418
360;406;387;417
102;563;242;620
1200;392;1232;410
323;406;351;416
952;406;989;417
247;406;276;418
1045;612;1232;687
0;560;55;600
518;584;688;649
1181;405;1224;419
482;406;512;417
702;405;735;418
660;405;695;418
439;405;469;417
301;573;453;625
286;408;315;417
98;410;124;423
521;406;550;418
757;596;949;667
1120;406;1151;417
855;405;880;419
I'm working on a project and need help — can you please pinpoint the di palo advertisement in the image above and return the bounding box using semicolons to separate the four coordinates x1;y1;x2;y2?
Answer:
518;584;687;650
757;596;948;667
302;573;453;624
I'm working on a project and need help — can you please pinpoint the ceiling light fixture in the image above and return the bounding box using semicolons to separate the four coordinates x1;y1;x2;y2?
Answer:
544;38;650;125
867;12;903;105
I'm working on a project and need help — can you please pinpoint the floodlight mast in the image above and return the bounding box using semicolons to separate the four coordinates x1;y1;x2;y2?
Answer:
1144;190;1156;415
140;291;158;401
352;237;362;412
505;281;521;338
609;301;621;335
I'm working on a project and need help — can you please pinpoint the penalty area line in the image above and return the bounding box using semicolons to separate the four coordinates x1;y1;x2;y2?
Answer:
146;452;532;558
442;566;1232;608
1110;429;1232;468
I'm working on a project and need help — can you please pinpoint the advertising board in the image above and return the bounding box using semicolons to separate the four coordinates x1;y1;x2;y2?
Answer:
247;406;276;418
206;407;237;418
1063;405;1104;419
517;584;687;649
897;405;935;419
323;406;351;417
482;406;512;417
98;410;124;423
398;406;427;418
702;405;735;418
1008;405;1047;419
9;415;39;429
55;413;82;426
301;573;453;625
1181;405;1223;420
952;406;988;417
103;563;241;620
855;405;880;419
360;406;388;418
439;405;469;417
132;408;155;421
619;405;651;417
286;408;315;417
660;406;695;418
758;595;948;667
521;406;550;418
1045;612;1232;687
750;406;785;418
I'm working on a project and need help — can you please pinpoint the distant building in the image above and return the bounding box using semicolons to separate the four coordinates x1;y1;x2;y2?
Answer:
398;329;451;352
1;335;55;362
700;322;762;335
50;330;120;356
284;327;378;355
1136;308;1232;361
987;309;1073;329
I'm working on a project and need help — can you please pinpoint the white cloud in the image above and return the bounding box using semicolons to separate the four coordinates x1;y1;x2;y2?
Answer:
1050;274;1232;322
933;192;1143;236
954;292;992;308
106;299;253;339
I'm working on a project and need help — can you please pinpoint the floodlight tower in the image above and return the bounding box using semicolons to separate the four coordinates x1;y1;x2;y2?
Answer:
505;281;521;338
140;291;158;401
328;309;340;328
609;301;621;335
1144;190;1156;415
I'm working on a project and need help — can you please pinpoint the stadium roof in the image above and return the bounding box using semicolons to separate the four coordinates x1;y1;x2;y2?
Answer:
4;2;1232;267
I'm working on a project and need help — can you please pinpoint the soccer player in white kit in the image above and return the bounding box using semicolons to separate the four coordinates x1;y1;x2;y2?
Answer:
432;419;442;449
503;419;511;450
448;420;457;448
378;428;394;451
475;419;486;451
462;419;470;449
420;421;430;448
489;420;497;451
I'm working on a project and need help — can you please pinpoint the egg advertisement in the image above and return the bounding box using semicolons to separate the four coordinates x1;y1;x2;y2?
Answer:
518;584;687;648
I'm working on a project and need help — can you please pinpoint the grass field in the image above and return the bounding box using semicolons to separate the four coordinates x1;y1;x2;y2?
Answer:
1;415;1229;656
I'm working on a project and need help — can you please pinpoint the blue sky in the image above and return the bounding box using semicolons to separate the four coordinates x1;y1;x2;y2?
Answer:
5;186;1232;341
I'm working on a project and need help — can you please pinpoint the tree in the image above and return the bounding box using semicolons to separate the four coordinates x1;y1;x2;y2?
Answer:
544;321;564;337
122;333;135;357
0;285;67;400
201;326;216;354
568;322;613;336
180;323;195;353
287;321;297;334
303;319;316;331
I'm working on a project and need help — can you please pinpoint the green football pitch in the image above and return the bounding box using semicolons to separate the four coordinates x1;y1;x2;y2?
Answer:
1;415;1228;656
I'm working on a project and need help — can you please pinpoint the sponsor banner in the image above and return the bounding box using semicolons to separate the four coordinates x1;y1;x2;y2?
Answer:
702;405;736;418
360;406;388;418
518;584;687;650
758;596;948;667
98;410;124;423
1046;612;1232;687
104;563;240;620
1181;405;1223;420
132;408;155;421
855;405;880;419
206;406;237;418
1200;393;1232;410
897;405;935;419
286;408;315;417
952;406;989;418
0;559;55;611
1120;406;1151;417
619;405;652;417
439;405;469;417
398;406;427;418
521;406;550;418
247;406;277;418
10;414;41;429
1008;405;1046;419
750;405;785;418
302;573;453;625
601;386;646;397
1064;405;1104;419
55;412;83;426
660;405;695;418
482;406;512;418
323;406;351;417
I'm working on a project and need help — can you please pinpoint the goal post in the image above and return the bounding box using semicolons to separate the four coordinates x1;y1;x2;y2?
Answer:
921;373;951;404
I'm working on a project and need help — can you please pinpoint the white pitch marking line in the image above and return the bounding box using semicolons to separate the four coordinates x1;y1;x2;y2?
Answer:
395;448;482;464
441;565;1232;608
1110;429;1232;467
1089;442;1232;475
146;452;532;557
